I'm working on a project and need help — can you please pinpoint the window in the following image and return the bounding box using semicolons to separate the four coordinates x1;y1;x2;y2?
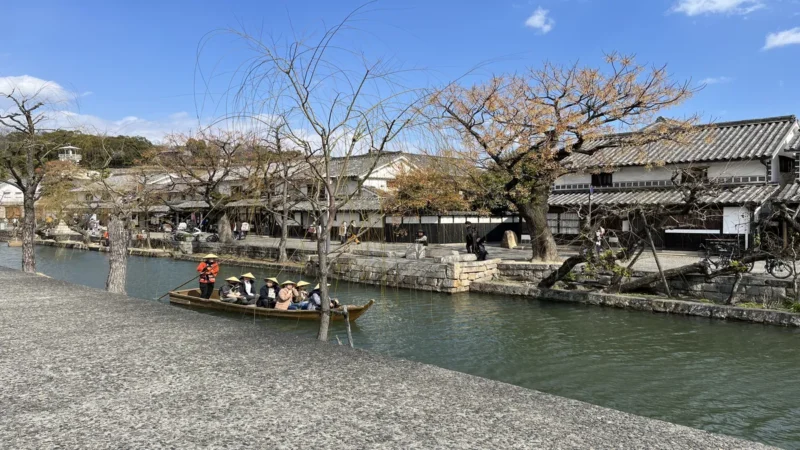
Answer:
682;167;708;184
591;173;613;187
780;156;794;173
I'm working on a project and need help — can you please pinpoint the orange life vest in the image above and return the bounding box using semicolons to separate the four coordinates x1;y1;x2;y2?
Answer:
197;262;219;284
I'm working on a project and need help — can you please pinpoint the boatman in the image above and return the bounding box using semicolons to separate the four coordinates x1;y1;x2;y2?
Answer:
197;254;220;299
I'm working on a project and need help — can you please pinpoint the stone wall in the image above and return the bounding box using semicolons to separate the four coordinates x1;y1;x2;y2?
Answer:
470;281;800;327
657;274;794;305
307;254;499;293
497;262;561;283
194;242;314;262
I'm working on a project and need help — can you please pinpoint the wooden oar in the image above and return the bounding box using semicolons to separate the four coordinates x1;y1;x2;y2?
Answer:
158;274;200;300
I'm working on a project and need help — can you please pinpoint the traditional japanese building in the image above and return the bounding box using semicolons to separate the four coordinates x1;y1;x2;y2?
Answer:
549;115;799;250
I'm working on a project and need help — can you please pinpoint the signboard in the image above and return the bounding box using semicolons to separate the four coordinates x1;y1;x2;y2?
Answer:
722;206;750;235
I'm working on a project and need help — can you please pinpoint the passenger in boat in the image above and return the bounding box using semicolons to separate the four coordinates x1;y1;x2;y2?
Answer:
257;277;279;308
475;236;488;261
197;254;220;299
275;280;298;310
239;273;258;305
303;283;329;310
219;277;245;303
290;281;311;310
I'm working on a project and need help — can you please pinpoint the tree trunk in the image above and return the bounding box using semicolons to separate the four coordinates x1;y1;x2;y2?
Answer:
517;185;558;262
278;181;289;262
316;212;331;341
21;192;36;273
217;212;234;243
539;254;585;288
106;216;129;294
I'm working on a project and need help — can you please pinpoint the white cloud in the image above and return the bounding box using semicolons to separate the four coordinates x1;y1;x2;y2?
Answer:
672;0;764;16
0;75;74;105
525;7;555;34
0;75;203;143
764;27;800;50
699;76;733;85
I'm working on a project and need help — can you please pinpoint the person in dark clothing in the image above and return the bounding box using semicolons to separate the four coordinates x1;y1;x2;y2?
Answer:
475;236;488;261
415;230;428;246
256;277;280;308
465;221;475;253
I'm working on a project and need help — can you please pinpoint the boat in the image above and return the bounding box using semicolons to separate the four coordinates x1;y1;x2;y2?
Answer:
168;289;374;322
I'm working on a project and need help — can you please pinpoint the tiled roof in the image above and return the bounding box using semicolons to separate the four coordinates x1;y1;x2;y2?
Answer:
564;116;796;169
326;151;445;178
548;184;779;207
789;132;800;151
775;183;800;202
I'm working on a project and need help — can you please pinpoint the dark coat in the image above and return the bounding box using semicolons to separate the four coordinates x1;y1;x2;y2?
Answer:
259;284;279;301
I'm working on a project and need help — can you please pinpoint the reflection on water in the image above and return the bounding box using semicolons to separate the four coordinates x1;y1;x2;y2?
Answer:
2;246;799;448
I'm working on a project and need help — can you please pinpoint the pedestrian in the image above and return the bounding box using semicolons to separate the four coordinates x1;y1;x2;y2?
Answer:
240;221;250;240
465;221;475;254
349;220;360;244
339;221;347;244
196;254;220;299
475;236;488;261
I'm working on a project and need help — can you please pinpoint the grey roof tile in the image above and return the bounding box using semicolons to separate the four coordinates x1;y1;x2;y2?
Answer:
564;116;796;169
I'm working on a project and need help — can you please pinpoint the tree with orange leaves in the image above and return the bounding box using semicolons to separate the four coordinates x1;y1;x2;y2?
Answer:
430;53;696;262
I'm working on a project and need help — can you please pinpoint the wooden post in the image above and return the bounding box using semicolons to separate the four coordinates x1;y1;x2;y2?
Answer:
343;306;354;348
639;211;671;297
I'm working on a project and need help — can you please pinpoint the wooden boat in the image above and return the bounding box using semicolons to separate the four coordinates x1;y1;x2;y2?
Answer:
168;289;374;322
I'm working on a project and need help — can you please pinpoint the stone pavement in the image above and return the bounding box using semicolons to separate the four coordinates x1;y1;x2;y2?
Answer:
0;267;769;448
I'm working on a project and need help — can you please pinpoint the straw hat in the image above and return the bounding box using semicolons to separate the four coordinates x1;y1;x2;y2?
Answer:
296;281;310;288
264;277;279;284
240;272;256;279
314;283;331;290
203;254;219;259
280;280;295;286
225;276;240;283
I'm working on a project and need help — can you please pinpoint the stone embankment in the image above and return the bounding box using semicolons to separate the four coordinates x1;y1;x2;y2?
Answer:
471;280;800;327
0;267;770;448
308;250;499;293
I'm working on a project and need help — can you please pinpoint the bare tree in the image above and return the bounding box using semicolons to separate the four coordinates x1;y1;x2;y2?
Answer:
0;88;69;272
210;9;423;340
159;131;251;244
430;54;696;261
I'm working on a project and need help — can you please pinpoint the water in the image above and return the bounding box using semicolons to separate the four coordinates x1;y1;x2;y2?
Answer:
2;246;799;448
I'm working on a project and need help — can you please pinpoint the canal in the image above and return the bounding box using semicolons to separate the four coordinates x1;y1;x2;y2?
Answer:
2;246;799;448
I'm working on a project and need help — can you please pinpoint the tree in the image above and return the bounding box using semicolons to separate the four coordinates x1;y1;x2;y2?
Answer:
381;166;470;216
215;8;422;340
430;54;696;261
0;88;69;272
159;131;251;244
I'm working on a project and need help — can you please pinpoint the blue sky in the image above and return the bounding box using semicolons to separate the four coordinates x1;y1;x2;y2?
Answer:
3;0;800;141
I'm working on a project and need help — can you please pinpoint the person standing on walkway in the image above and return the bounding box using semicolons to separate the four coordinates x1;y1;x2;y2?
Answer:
197;254;220;299
240;221;250;240
349;220;360;244
465;221;476;254
339;221;347;244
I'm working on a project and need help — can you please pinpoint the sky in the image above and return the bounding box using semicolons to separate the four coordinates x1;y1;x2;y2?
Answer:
3;0;800;142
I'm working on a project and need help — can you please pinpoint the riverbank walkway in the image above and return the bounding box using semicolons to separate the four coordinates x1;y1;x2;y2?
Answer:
0;268;768;448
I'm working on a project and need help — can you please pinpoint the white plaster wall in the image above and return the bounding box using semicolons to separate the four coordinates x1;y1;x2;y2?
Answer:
0;182;24;205
555;173;590;185
708;161;765;178
555;161;766;186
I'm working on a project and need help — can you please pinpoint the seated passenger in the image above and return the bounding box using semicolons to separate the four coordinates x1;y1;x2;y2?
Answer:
238;272;258;305
288;280;310;310
303;283;330;311
275;280;298;311
257;277;279;308
219;277;244;303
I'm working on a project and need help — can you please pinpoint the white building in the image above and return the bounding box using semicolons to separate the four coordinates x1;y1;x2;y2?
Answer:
549;115;798;249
